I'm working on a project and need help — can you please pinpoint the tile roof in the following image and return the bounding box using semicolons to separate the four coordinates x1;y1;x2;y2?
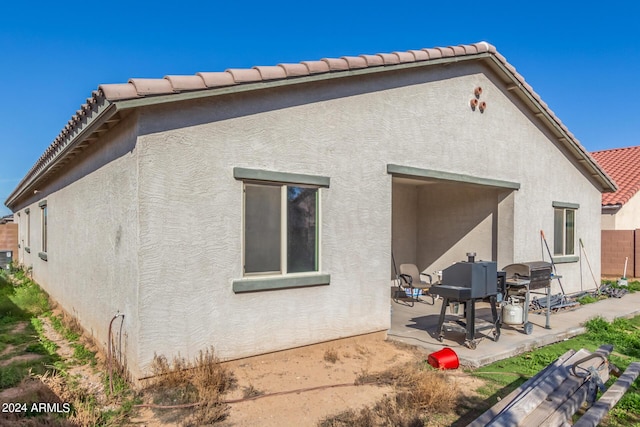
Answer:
592;146;640;206
6;41;617;209
97;42;494;101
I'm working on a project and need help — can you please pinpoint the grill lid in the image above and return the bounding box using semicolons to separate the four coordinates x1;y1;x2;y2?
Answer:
502;261;552;278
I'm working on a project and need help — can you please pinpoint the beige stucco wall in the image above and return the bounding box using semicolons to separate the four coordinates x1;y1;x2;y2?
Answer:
10;59;604;379
601;194;640;231
12;113;141;375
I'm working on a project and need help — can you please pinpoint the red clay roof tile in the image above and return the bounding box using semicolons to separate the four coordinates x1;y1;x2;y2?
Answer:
253;66;287;80
358;54;384;66
129;78;174;95
277;63;310;77
226;68;262;83
341;56;368;69
164;75;207;91
592;146;640;206
321;58;349;71
376;53;400;65
300;60;330;74
197;71;236;88
422;48;442;59
393;51;415;63
408;49;429;61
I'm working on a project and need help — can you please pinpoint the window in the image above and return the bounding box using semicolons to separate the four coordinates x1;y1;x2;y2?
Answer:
244;183;318;275
553;202;577;257
232;167;330;293
38;201;47;261
41;204;48;253
25;208;30;252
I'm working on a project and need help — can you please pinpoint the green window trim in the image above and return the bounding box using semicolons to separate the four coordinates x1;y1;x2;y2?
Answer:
387;164;520;190
38;252;48;261
552;255;579;264
234;167;330;188
232;274;330;293
552;201;580;209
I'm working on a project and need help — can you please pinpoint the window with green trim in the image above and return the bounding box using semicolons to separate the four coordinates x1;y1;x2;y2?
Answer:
553;207;575;256
243;183;319;275
41;204;48;254
25;208;31;250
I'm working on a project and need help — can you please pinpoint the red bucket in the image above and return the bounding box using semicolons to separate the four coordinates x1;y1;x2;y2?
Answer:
427;348;459;370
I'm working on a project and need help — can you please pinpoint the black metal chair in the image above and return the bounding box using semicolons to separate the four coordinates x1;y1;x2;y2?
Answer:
393;263;436;307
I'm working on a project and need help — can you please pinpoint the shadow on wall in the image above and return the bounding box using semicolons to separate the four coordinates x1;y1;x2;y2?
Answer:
392;180;511;277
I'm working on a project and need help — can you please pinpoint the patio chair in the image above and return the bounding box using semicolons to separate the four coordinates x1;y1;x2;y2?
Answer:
394;263;436;306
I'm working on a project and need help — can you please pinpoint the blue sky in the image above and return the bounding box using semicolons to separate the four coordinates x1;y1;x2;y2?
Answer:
1;1;639;215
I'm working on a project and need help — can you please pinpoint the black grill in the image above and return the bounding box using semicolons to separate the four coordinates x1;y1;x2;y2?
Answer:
435;253;500;348
440;256;498;299
503;261;552;290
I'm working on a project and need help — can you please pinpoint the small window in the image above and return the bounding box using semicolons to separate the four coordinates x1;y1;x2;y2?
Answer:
553;207;575;256
25;208;31;250
244;183;319;276
41;204;48;253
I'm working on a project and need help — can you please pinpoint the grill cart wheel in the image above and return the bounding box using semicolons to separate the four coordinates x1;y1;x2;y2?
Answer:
524;322;534;335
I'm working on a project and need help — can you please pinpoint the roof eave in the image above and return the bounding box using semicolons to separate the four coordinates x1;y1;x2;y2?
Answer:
5;100;118;210
482;55;617;194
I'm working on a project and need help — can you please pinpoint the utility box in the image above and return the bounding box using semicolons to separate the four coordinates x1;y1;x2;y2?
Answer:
0;250;13;270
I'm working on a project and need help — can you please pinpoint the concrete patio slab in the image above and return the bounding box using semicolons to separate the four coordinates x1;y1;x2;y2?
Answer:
388;289;640;367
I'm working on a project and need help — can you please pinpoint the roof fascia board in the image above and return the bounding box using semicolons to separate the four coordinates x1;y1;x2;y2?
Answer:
113;54;491;111
5;101;118;209
485;56;617;193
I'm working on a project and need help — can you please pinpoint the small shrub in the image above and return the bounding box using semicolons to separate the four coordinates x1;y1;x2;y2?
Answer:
324;348;339;364
242;384;264;399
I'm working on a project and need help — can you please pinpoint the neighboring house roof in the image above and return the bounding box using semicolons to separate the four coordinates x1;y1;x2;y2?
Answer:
592;146;640;206
5;41;617;210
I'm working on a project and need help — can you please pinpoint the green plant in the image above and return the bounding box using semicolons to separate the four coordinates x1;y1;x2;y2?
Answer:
577;294;598;305
470;316;640;426
72;343;96;366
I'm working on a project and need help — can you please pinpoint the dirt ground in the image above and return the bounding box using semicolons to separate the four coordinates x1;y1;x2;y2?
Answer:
2;321;484;426
129;332;484;426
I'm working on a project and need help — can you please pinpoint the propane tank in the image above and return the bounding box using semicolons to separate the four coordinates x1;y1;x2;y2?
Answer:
502;297;524;325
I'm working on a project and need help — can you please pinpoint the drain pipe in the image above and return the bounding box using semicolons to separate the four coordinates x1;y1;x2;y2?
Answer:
108;312;125;394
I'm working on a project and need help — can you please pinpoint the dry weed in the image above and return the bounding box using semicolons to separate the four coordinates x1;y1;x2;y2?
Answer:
324;348;339;364
242;384;264;399
323;362;460;426
146;347;234;426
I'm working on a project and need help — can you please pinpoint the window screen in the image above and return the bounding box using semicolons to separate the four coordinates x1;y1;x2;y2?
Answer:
244;184;281;274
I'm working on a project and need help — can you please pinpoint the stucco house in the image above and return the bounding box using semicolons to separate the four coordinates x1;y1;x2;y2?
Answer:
592;146;640;276
592;146;640;230
5;42;615;381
